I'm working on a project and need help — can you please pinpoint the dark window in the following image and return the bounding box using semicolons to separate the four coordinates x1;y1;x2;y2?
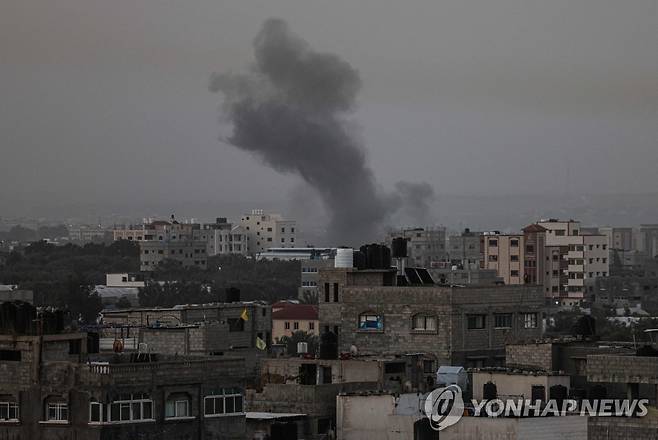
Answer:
0;350;21;361
333;283;339;302
494;313;512;328
68;340;81;355
228;318;245;332
324;283;330;302
384;362;406;374
467;315;486;329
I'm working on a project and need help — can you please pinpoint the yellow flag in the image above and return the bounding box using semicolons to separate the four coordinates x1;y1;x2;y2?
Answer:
256;336;267;351
240;307;249;321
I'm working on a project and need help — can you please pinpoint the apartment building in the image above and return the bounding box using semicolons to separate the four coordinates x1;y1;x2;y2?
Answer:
599;226;634;252
240;209;297;254
447;228;482;269
137;219;208;271
481;232;525;285
639;224;658;258
203;218;248;256
538;219;609;304
68;225;110;243
388;226;447;269
271;302;319;341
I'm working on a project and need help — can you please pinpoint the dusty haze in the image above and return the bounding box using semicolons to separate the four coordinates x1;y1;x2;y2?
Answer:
1;0;656;236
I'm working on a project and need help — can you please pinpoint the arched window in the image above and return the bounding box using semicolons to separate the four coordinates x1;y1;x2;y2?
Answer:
412;314;437;332
0;395;19;422
165;393;191;419
358;312;383;331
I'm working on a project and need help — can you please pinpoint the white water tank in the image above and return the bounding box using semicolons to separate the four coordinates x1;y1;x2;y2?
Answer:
335;248;354;268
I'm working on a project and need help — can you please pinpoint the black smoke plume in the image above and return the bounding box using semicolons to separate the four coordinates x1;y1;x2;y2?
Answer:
211;18;434;244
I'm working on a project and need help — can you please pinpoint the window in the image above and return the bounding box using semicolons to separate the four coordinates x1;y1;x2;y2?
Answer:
358;313;383;331
284;322;290;330
488;255;498;262
555;230;565;236
228;318;245;332
165;394;190;419
324;283;330;302
204;389;244;417
523;313;538;329
47;402;68;422
293;322;299;330
0;350;21;361
412;315;437;331
333;283;339;302
309;322;315;330
108;393;153;423
89;400;103;423
488;239;498;247
510;255;519;262
423;360;435;374
526;245;534;253
0;398;19;422
467;314;486;330
494;313;512;328
510;239;519;247
511;270;520;277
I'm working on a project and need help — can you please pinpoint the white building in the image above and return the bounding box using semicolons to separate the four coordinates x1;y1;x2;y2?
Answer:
537;219;609;305
240;210;297;254
203;218;248;256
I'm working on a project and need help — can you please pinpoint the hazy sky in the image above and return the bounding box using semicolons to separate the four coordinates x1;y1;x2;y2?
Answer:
1;0;656;222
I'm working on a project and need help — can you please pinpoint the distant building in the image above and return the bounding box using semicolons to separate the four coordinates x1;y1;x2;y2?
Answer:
447;228;482;269
388;226;447;269
0;285;33;304
271;302;319;342
428;267;501;286
137;218;208;271
68;225;110;243
639;224;658;258
240;209;297;254
203;218;248;256
598;226;634;252
481;232;525;285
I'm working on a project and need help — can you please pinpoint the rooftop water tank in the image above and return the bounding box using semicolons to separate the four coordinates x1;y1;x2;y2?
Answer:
335;248;354;268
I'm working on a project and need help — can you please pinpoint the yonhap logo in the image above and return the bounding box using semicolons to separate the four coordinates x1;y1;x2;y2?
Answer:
423;384;465;431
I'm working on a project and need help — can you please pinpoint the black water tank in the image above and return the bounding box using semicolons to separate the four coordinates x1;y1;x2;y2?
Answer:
319;331;338;359
353;251;367;270
483;381;498;400
550;384;568;407
225;287;240;303
392;237;408;258
573;315;596;337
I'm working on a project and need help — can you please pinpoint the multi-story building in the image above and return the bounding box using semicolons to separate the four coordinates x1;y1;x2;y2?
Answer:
318;265;544;368
68;225;110;243
481;232;525;285
0;303;247;440
599;226;634;252
522;223;547;286
536;219;610;305
388;226;447;269
639;224;658;258
447;228;482;269
203;218;248;256
137;218;208;271
240;209;297;254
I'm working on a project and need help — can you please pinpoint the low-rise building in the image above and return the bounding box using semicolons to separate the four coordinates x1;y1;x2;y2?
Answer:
388;226;447;269
272;302;319;342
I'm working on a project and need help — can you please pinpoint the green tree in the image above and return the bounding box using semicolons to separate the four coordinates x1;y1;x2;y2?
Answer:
279;331;319;356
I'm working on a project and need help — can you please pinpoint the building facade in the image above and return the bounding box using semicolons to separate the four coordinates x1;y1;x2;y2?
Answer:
137;219;208;271
388;226;447;269
481;232;525;285
240;210;297;254
447;228;482;269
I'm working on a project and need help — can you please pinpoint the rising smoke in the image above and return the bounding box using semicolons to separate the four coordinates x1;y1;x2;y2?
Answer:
210;18;434;244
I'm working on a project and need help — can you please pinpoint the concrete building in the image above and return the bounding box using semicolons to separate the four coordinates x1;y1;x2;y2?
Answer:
428;267;501;286
318;266;544;368
537;219;609;305
101;301;271;377
68;225;110;243
388;226;447;269
599;226;634;252
481;232;525;285
447;228;482;269
137;219;208;271
272;302;319;342
470;367;570;401
240;209;297;254
639;224;658;258
203;218;249;256
0;285;34;304
0;305;248;440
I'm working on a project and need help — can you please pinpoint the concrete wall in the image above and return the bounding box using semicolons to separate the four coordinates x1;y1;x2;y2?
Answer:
587;354;658;384
471;371;570;400
337;394;418;440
